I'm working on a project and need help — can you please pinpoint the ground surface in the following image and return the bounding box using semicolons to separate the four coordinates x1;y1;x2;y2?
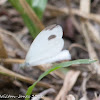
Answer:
0;0;100;100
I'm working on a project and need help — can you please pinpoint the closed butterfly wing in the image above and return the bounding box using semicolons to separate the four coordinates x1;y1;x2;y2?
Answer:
32;50;71;66
25;25;64;66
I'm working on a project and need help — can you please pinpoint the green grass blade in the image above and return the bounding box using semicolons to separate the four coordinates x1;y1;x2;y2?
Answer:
9;0;47;38
22;14;40;37
25;59;96;100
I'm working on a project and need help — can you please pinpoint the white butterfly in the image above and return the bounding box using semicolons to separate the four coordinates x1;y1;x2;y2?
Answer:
22;25;71;67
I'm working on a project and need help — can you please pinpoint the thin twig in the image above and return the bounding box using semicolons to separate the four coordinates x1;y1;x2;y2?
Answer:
0;58;65;79
80;0;100;75
0;27;28;52
0;65;53;88
81;23;100;74
46;5;100;24
0;36;8;58
69;43;87;52
78;73;91;100
55;70;80;100
0;58;25;64
19;0;45;30
86;22;100;44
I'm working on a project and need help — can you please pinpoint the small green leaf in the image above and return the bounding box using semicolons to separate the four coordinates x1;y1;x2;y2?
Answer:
25;59;96;100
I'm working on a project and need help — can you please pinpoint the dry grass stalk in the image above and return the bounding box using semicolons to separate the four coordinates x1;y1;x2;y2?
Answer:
81;23;100;74
59;8;100;46
70;17;81;33
65;0;71;14
80;0;90;13
0;36;8;58
0;27;28;52
69;43;87;52
65;0;82;34
79;73;91;100
0;65;53;88
0;58;91;71
0;58;91;72
19;0;45;30
0;58;65;79
55;70;80;100
80;0;100;75
0;58;25;64
46;5;100;24
0;34;12;86
86;22;100;44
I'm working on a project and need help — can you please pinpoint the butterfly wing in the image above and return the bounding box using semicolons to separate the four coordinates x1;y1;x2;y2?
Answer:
25;25;64;66
29;50;71;66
